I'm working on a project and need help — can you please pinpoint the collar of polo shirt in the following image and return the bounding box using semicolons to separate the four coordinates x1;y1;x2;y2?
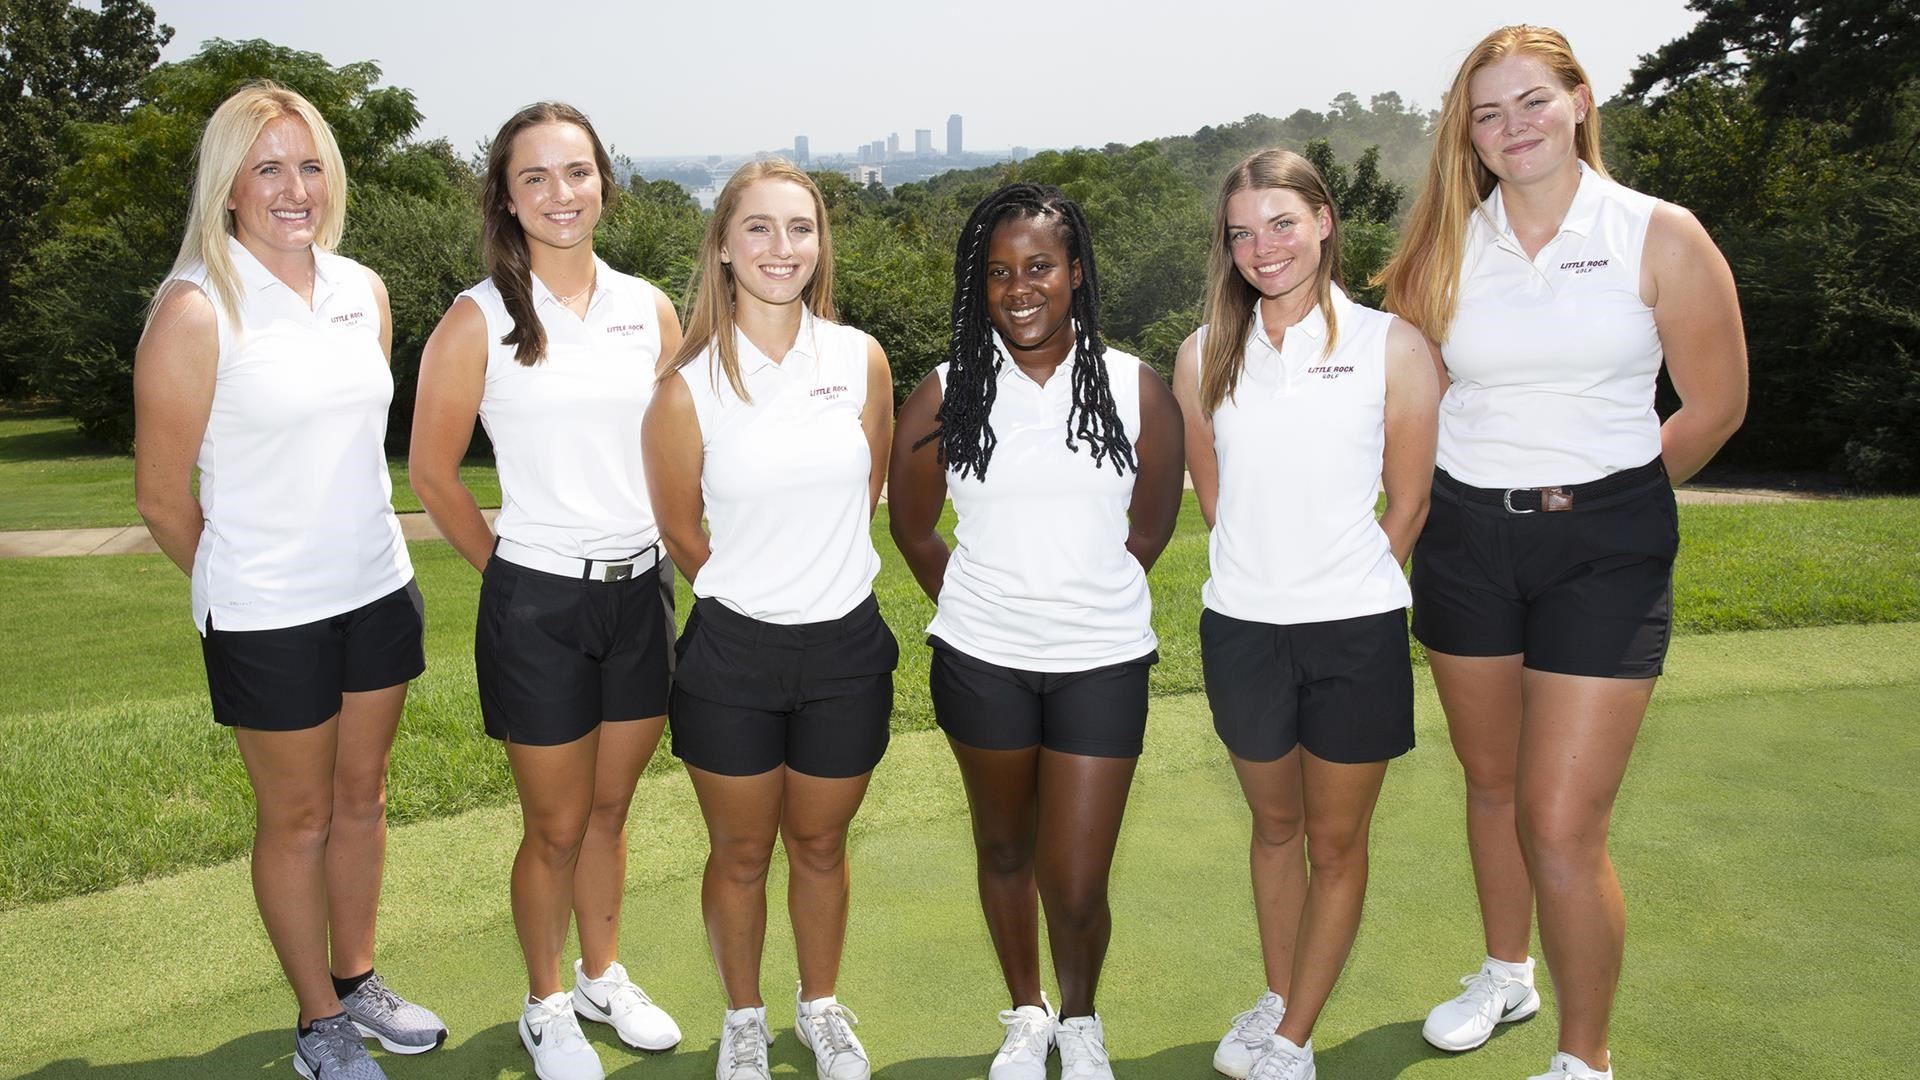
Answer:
988;322;1084;386
1475;159;1605;245
732;305;821;375
226;234;344;305
1244;283;1354;355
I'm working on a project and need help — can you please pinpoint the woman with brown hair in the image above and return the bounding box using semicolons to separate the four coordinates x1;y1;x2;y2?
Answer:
643;159;895;1080
411;101;684;1080
1376;25;1747;1080
1172;148;1440;1080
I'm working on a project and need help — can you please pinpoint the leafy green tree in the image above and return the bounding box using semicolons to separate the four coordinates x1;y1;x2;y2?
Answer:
1625;0;1920;148
7;38;454;448
1614;1;1920;485
0;0;171;394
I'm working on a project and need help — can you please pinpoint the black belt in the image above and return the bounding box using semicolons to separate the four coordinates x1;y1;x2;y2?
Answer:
1437;458;1666;514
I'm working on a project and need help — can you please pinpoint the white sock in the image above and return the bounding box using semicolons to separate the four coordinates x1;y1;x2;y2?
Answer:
1560;1052;1610;1078
1485;954;1533;980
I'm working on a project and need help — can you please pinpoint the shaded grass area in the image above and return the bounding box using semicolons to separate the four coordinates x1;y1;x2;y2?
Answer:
0;407;498;529
2;627;1915;1077
4;496;1920;906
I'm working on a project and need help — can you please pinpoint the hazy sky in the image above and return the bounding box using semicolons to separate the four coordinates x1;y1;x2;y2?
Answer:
150;1;1703;159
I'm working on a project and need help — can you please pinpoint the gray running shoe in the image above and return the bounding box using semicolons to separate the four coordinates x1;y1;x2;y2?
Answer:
340;972;448;1054
294;1013;389;1080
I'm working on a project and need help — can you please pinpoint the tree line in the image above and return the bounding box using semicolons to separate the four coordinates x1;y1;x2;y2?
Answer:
3;0;1915;486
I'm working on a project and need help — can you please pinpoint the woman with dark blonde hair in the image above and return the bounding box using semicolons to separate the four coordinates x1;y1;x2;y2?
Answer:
134;81;445;1080
411;101;684;1080
1377;25;1746;1080
1172;148;1440;1080
644;159;895;1080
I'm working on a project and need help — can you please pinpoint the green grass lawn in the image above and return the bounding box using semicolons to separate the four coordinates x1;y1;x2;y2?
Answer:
0;406;499;529
3;495;1919;908
2;622;1914;1078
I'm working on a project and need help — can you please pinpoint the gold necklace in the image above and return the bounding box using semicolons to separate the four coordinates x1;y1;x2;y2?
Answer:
553;270;595;306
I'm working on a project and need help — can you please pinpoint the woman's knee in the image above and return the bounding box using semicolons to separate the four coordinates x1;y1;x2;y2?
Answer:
973;827;1034;878
256;792;335;852
522;811;591;867
586;792;635;837
1248;801;1305;851
782;825;849;877
709;833;778;885
331;771;388;832
1304;819;1371;881
1515;799;1610;886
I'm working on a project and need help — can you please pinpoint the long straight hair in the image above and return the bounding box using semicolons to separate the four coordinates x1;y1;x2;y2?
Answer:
1375;25;1608;342
661;160;835;402
149;81;347;328
1199;148;1344;417
479;102;618;365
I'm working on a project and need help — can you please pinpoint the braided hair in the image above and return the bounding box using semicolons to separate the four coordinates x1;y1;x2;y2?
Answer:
926;183;1136;481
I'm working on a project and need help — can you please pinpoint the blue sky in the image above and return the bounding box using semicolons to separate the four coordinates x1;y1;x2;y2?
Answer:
151;0;1703;159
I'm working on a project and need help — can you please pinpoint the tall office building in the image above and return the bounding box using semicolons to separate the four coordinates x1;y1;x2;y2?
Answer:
870;139;887;163
947;114;963;157
794;135;810;166
915;129;933;157
887;132;899;160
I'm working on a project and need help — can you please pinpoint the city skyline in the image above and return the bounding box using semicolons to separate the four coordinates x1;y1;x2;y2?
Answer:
148;1;1703;160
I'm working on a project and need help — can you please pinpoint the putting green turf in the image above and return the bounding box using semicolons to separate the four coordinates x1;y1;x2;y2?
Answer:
3;622;1915;1079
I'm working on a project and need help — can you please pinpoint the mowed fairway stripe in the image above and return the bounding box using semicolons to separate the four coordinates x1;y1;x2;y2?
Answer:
4;622;1915;1078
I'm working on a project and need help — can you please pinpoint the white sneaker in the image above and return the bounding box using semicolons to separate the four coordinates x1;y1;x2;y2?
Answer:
1246;1033;1316;1080
1529;1051;1612;1079
795;992;870;1080
1212;989;1286;1078
990;995;1054;1080
1422;957;1541;1051
572;959;682;1051
1053;1014;1115;1080
716;1006;772;1080
520;992;605;1080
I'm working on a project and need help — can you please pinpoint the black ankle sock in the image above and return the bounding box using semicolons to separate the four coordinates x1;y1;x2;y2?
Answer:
332;969;374;1001
299;1010;347;1036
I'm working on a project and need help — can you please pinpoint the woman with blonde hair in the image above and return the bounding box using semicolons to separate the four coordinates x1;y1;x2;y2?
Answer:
410;101;684;1080
644;159;895;1080
1377;25;1747;1080
1173;148;1440;1080
134;82;445;1080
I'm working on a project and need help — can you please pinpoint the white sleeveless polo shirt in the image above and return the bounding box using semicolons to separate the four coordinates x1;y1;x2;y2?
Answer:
1439;161;1665;488
1200;287;1411;626
925;339;1156;672
462;259;664;559
181;237;412;633
679;309;881;625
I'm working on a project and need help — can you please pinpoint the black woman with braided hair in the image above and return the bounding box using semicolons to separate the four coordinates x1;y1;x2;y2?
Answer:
889;183;1184;1080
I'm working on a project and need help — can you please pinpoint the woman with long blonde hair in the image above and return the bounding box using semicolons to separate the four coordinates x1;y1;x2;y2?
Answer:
643;159;895;1080
134;82;445;1080
1173;148;1440;1080
1378;25;1747;1080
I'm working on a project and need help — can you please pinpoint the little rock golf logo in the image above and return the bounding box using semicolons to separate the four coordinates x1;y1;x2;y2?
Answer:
1306;364;1356;380
1559;258;1610;275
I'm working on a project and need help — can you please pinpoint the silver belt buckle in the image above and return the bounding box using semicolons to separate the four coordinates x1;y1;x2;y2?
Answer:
1502;489;1536;514
601;561;635;582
